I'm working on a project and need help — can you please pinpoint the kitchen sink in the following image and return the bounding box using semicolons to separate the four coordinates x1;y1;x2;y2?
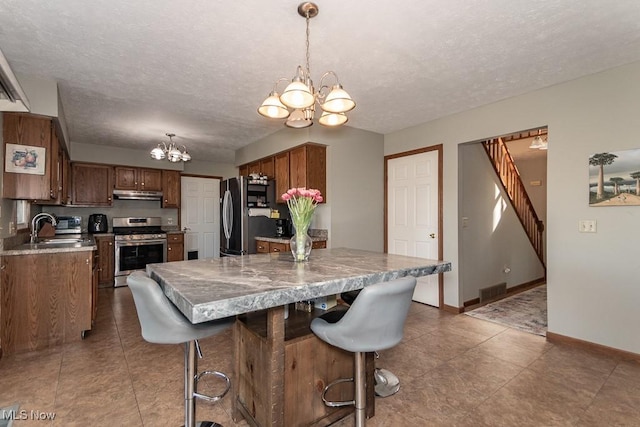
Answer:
36;237;92;245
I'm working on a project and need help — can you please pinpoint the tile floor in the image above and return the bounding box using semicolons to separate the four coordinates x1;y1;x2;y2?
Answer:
1;287;640;426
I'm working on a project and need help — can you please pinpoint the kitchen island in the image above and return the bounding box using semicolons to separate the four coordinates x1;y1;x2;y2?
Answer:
146;248;451;426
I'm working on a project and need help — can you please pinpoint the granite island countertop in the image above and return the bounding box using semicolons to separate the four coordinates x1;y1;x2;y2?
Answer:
146;247;451;323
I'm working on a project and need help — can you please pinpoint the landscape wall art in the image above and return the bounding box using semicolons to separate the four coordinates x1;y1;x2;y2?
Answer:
589;148;640;206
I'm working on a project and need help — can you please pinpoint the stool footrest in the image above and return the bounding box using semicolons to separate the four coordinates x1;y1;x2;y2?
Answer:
193;370;231;403
321;377;355;407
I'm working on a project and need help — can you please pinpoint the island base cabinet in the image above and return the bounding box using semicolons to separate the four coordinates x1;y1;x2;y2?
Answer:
233;305;374;427
1;252;93;355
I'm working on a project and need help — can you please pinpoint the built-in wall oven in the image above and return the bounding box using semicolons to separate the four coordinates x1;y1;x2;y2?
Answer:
113;217;167;287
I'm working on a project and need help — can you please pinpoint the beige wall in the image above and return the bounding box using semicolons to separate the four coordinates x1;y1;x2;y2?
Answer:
386;60;640;354
71;141;237;178
237;125;385;251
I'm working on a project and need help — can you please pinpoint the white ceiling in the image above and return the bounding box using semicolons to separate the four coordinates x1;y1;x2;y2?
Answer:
1;1;639;163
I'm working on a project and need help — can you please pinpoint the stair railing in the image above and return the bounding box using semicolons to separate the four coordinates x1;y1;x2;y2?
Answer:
482;137;545;267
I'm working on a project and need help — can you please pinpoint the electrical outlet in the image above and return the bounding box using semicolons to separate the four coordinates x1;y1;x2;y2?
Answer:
9;221;15;234
578;220;597;233
167;217;174;225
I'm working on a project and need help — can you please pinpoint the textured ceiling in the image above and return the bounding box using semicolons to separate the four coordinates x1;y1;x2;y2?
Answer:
1;1;639;163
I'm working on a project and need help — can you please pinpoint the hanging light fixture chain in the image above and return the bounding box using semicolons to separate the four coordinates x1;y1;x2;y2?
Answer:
305;11;311;79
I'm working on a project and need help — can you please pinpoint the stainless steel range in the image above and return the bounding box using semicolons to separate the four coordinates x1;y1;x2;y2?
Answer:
113;217;167;287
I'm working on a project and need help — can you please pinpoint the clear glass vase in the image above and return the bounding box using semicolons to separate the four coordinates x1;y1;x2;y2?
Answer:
290;224;312;262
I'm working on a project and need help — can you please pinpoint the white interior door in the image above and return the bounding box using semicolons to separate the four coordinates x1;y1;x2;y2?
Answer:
387;150;440;306
181;176;220;259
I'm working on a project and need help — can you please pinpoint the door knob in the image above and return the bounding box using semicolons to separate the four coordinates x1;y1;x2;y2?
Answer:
429;233;436;239
183;227;191;231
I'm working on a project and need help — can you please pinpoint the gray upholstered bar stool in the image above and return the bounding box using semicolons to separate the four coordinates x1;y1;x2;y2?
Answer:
310;277;417;427
340;290;401;398
127;271;235;427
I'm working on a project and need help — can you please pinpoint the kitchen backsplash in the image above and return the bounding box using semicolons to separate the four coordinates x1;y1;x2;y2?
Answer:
48;199;179;232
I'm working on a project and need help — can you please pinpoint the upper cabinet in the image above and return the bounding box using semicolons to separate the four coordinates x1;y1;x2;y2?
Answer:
162;170;181;208
289;144;326;199
274;151;290;202
274;143;326;204
241;143;326;204
2;113;53;200
114;166;162;191
71;162;113;206
239;155;275;178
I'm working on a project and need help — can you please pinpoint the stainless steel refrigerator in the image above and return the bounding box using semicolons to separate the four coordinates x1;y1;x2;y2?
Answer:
220;176;281;255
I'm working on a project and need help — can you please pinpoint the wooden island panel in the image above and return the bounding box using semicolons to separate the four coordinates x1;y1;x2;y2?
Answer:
234;305;373;427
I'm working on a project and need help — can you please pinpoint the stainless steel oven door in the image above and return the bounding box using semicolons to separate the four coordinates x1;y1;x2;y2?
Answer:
114;238;167;287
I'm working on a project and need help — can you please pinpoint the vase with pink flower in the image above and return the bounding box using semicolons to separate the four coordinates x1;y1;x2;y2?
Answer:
281;187;323;262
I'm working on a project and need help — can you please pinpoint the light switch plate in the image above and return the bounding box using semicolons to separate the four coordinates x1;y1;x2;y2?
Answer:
578;220;597;233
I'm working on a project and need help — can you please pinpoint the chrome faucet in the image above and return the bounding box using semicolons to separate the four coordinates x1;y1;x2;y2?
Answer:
31;213;58;243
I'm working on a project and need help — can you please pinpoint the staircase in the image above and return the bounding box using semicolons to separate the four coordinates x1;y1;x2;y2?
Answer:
482;137;545;269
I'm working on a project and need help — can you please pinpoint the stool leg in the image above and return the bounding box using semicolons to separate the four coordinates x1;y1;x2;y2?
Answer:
354;351;366;427
185;340;197;427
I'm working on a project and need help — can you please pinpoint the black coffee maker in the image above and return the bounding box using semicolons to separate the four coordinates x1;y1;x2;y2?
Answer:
88;214;108;233
275;218;291;238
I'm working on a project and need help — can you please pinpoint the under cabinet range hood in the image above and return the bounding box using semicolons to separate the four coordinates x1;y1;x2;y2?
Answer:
0;48;30;112
113;189;163;201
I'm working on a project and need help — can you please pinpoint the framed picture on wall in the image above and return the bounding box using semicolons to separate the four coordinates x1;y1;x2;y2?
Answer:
589;148;640;206
4;143;46;175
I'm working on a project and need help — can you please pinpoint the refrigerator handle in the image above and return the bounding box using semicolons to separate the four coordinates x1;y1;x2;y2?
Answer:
222;189;233;240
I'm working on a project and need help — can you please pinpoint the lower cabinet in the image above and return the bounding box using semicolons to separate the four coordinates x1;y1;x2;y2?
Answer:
95;235;115;287
256;239;326;254
0;251;95;354
167;232;184;262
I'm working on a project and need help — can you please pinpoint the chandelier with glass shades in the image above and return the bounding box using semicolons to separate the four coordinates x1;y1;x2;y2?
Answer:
258;2;356;128
529;130;548;150
150;133;191;162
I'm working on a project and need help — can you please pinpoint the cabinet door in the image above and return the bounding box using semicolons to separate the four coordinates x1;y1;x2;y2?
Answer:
162;170;181;208
274;152;290;204
260;157;275;178
96;235;115;286
239;164;249;177
289;144;326;203
270;242;288;253
71;163;113;206
48;127;60;201
167;233;184;262
140;168;162;191
114;166;137;190
2;113;52;200
256;240;269;253
61;149;71;205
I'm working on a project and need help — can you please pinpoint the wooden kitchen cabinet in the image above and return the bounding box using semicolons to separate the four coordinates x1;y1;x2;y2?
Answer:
1;251;94;354
239;155;275;178
274;143;326;204
260;157;275;178
255;239;289;254
274;151;290;203
2;113;53;200
114;166;162;191
289;143;326;200
162;170;181;208
95;235;115;287
71;162;114;206
167;233;184;262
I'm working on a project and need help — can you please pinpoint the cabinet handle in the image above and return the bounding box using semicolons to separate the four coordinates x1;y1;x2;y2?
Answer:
109;242;113;246
273;248;280;252
168;247;172;251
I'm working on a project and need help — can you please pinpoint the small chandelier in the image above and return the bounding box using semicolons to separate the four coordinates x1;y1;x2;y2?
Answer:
258;2;356;128
529;130;548;150
150;133;191;162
